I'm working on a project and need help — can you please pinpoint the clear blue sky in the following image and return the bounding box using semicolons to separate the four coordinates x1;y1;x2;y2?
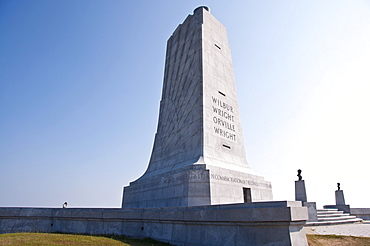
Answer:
1;0;370;208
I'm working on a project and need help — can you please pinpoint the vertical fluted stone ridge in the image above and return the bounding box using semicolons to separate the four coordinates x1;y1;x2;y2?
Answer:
143;11;204;178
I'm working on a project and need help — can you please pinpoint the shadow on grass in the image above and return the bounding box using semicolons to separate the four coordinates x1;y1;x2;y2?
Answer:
103;235;173;246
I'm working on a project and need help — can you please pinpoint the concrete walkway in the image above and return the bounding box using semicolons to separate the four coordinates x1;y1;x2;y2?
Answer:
305;221;370;237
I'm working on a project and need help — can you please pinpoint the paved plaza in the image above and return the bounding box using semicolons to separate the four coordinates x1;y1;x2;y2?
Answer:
305;221;370;237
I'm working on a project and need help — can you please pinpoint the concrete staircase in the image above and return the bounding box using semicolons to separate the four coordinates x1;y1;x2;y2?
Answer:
306;208;363;226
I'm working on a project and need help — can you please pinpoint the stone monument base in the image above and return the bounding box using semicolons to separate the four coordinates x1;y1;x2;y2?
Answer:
0;201;308;246
122;164;272;208
323;189;350;213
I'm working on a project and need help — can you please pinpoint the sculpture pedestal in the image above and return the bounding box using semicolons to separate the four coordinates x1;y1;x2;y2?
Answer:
295;180;307;202
324;189;350;213
335;190;345;205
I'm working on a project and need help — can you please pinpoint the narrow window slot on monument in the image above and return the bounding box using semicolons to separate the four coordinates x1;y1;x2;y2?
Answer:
218;91;226;96
214;44;221;49
222;144;231;149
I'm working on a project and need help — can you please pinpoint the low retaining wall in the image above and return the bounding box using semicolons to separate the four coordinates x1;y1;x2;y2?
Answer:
0;201;308;246
351;208;370;220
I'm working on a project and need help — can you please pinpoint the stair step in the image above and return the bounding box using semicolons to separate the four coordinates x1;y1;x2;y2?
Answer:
306;218;363;226
304;207;364;226
318;215;357;221
317;209;342;212
317;213;348;218
317;209;338;211
317;212;344;216
317;210;343;214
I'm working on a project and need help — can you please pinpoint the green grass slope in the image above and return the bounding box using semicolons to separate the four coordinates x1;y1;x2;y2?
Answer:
0;233;171;246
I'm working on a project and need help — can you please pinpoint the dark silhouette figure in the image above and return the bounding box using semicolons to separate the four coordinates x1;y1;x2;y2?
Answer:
297;169;302;181
337;183;340;190
62;202;68;208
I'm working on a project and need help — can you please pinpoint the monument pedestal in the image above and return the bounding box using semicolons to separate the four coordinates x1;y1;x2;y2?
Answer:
335;190;345;205
123;164;272;208
295;180;307;202
324;189;350;213
294;180;317;222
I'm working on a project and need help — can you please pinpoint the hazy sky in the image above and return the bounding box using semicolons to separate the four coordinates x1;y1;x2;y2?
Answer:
1;0;370;208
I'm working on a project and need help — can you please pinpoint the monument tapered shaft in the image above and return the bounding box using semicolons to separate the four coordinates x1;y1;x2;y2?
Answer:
122;7;272;208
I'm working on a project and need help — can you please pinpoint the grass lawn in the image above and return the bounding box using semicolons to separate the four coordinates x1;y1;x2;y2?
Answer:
307;234;370;246
1;232;370;245
0;233;171;246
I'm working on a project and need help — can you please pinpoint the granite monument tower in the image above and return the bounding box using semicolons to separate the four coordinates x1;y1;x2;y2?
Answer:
122;6;273;208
